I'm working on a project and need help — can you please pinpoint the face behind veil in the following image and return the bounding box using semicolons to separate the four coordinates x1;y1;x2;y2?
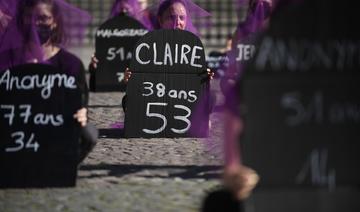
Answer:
153;0;211;36
0;0;91;71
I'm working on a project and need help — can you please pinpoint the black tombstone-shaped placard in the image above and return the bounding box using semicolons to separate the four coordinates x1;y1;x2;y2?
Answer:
94;14;148;91
125;29;209;138
238;1;360;188
0;64;81;188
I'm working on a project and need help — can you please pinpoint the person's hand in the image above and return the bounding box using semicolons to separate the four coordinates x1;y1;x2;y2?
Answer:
207;68;215;80
223;164;259;200
123;67;132;83
0;9;12;32
89;54;99;69
73;107;87;127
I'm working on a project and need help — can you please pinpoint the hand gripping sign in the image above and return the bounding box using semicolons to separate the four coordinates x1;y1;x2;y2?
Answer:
125;29;210;138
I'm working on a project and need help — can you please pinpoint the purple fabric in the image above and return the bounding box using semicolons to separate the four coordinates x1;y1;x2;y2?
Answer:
110;122;125;129
109;0;141;18
153;0;211;35
224;0;272;84
1;0;20;52
0;0;43;71
53;0;92;46
0;1;17;18
0;0;91;71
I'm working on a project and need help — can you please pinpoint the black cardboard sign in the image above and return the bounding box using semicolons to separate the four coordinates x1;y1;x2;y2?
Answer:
125;29;209;138
238;1;360;188
94;14;148;91
0;64;82;188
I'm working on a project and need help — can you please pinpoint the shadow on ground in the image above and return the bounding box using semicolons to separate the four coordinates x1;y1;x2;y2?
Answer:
79;164;222;180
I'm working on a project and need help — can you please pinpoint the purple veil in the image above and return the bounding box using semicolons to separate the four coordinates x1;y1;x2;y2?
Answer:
56;0;92;46
0;1;17;21
0;0;43;70
153;0;211;35
0;0;91;71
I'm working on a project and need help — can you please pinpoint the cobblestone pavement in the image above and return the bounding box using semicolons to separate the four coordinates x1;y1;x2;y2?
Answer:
0;82;226;212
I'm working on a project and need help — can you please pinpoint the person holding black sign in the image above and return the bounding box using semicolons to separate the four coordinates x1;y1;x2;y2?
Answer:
122;0;214;112
89;0;152;72
5;0;97;165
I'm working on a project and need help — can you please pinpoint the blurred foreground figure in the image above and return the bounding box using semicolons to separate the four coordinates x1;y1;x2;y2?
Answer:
223;0;273;202
202;2;273;211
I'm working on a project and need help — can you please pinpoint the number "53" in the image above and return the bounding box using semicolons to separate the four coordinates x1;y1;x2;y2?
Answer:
143;103;191;134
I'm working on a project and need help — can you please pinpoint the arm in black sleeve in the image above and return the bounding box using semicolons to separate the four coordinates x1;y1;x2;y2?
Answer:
76;62;89;107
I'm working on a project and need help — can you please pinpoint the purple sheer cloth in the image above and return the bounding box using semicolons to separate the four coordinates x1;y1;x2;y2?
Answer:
0;0;91;71
0;0;16;33
1;0;19;50
0;0;43;71
52;0;92;47
109;0;153;30
153;0;211;35
0;0;18;17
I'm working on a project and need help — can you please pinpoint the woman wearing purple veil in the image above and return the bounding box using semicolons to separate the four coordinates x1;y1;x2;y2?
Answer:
120;0;213;113
1;0;97;164
91;0;212;74
89;0;154;70
1;0;92;68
